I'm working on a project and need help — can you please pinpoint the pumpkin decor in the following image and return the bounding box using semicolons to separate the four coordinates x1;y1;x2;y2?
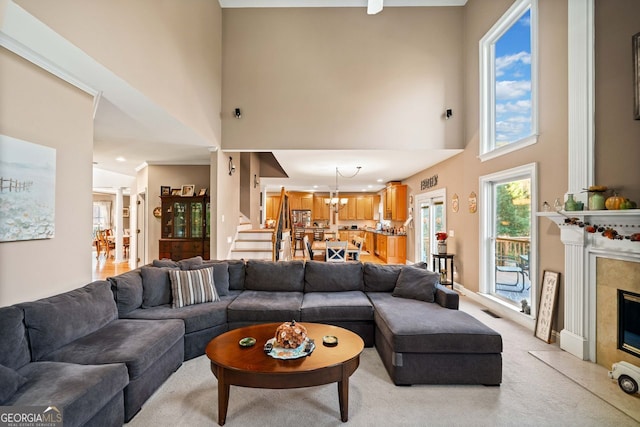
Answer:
605;193;625;210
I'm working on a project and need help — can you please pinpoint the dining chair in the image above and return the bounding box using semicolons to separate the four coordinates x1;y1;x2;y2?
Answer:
326;240;347;262
349;236;364;261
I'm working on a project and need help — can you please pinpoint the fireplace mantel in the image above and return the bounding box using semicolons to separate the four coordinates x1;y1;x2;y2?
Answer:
538;210;640;252
539;210;640;361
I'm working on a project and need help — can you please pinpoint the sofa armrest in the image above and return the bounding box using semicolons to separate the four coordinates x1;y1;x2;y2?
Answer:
435;284;459;310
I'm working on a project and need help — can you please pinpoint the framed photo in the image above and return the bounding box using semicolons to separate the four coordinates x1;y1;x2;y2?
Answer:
123;207;130;218
170;188;180;196
161;186;171;196
535;270;561;343
633;32;640;120
181;184;195;197
198;188;208;196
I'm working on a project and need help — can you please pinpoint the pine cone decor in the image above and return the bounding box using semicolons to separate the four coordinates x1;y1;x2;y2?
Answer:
274;320;308;349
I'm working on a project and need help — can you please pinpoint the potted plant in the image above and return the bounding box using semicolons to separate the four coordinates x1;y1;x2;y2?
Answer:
435;232;448;254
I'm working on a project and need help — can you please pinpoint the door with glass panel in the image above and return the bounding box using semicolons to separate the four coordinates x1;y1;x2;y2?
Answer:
489;177;532;309
418;194;445;265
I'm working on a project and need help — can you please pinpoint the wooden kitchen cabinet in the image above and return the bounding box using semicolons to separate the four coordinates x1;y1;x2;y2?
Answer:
266;195;280;220
383;183;407;221
313;195;330;220
373;232;406;264
364;231;375;252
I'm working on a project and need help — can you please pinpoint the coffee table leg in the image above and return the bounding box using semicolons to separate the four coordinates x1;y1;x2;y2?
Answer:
337;377;349;422
217;370;230;426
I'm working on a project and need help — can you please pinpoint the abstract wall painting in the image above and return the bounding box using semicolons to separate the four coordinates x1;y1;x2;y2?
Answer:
0;135;56;242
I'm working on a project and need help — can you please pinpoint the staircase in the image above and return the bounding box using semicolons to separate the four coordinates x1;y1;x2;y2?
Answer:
229;228;275;260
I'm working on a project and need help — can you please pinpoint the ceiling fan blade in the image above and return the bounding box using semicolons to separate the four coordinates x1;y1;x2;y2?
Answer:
367;0;383;15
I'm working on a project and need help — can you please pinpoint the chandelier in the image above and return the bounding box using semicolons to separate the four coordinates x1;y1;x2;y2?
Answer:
326;166;361;214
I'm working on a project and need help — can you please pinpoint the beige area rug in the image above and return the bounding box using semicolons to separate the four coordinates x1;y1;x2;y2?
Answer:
128;296;638;427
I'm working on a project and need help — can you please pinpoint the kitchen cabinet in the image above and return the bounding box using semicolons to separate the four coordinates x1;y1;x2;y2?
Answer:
313;195;330;220
159;195;210;260
364;231;375;253
266;195;280;220
373;232;406;264
383;184;407;221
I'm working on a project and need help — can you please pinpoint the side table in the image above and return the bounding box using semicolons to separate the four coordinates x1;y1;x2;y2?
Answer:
432;253;454;288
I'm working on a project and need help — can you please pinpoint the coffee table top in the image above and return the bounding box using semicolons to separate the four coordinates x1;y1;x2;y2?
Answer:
205;323;364;373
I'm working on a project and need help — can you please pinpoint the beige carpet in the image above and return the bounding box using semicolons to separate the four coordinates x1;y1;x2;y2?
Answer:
127;296;639;426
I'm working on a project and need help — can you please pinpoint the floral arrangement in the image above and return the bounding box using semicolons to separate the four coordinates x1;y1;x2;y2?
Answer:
435;232;448;241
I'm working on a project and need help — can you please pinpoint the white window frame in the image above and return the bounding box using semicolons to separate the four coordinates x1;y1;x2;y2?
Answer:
479;0;538;161
479;163;538;316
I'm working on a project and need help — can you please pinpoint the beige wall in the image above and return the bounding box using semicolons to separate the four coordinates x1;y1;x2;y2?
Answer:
0;47;94;306
404;0;568;326
145;165;210;262
16;0;223;147
213;151;240;259
221;7;464;152
595;0;640;202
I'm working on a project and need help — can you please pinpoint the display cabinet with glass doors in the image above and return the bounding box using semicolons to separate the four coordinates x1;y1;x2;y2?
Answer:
159;195;210;260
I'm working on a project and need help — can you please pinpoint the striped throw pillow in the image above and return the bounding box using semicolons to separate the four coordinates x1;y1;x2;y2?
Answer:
168;266;219;308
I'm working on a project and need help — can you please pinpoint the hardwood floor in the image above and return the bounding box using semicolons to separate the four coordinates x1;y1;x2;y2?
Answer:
92;251;133;281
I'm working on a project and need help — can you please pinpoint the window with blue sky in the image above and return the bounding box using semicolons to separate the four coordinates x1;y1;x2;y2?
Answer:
494;9;532;146
480;0;537;160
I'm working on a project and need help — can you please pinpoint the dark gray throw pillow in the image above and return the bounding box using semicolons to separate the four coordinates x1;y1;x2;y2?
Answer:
178;256;203;270
153;258;179;268
0;364;27;404
191;262;230;296
140;266;176;308
392;266;439;303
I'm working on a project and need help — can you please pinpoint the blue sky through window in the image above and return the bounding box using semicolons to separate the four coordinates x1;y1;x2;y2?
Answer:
494;9;532;146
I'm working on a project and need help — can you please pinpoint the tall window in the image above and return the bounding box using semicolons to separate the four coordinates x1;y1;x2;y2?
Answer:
480;164;537;313
480;0;537;160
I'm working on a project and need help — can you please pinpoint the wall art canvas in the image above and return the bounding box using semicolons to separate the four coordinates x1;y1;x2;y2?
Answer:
0;135;56;242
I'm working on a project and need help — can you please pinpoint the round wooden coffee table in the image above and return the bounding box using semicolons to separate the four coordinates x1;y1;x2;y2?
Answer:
205;323;364;425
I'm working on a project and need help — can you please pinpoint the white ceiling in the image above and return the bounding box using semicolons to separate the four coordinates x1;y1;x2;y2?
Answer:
2;0;465;193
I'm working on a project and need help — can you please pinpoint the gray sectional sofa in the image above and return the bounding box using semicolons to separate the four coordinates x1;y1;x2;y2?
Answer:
0;257;502;426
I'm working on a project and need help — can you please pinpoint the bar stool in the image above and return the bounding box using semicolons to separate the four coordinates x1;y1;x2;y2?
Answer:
293;229;305;257
313;229;324;241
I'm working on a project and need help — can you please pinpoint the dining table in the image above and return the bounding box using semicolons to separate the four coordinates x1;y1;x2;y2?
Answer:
311;241;360;258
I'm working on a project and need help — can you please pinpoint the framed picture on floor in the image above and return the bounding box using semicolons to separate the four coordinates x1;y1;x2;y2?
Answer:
535;270;560;343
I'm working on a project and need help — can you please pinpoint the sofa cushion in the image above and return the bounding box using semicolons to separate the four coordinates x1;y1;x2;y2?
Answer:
204;259;245;291
121;292;239;334
9;361;129;427
19;281;118;361
244;260;305;292
169;267;219;308
0;306;31;370
178;256;203;270
227;291;303;322
369;292;503;354
363;263;404;292
0;364;28;404
42;319;184;380
392;266;439;303
192;262;230;296
300;291;373;322
304;261;364;292
108;269;143;316
140;266;176;308
153;258;179;268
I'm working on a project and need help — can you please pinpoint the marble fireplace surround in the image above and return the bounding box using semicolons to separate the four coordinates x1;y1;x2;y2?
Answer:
539;211;640;364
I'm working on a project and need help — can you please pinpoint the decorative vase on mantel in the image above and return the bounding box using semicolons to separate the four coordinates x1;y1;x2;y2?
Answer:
437;240;447;254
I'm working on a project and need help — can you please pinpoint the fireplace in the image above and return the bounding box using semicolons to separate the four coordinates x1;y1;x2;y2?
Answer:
619;290;640;359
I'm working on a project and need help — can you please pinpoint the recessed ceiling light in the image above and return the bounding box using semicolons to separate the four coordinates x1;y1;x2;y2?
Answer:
368;185;373;188
313;185;318;189
116;156;126;162
377;178;383;183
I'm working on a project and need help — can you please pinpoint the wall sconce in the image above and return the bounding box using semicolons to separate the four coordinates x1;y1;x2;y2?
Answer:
253;174;260;188
228;157;236;176
445;108;453;120
234;108;242;119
